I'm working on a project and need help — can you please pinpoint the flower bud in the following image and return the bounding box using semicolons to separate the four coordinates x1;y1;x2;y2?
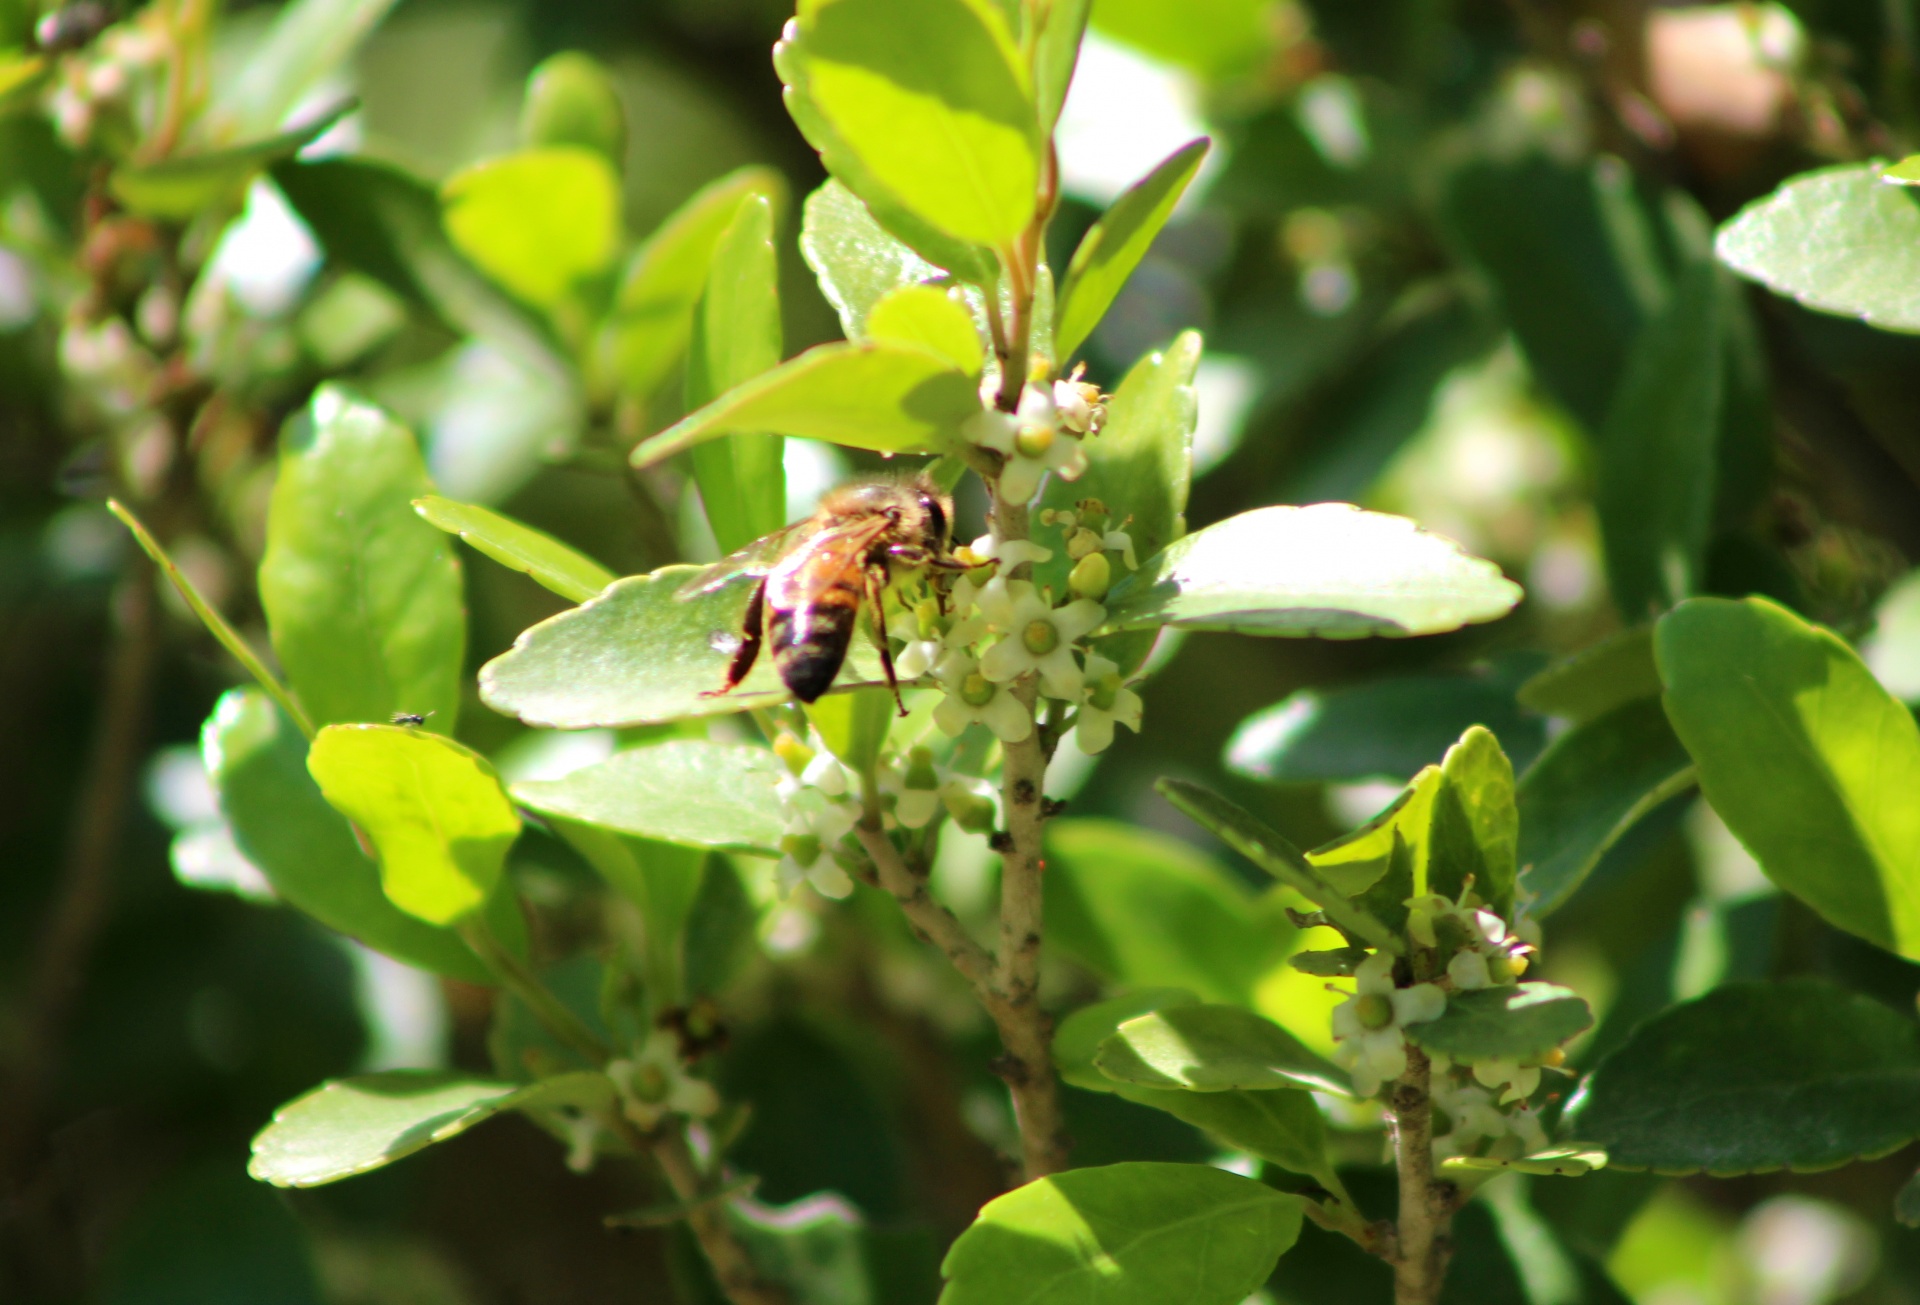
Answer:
773;732;814;776
521;52;627;162
1069;552;1111;601
904;746;938;791
1065;526;1103;559
1014;423;1056;460
1354;992;1395;1031
945;789;997;833
780;832;822;865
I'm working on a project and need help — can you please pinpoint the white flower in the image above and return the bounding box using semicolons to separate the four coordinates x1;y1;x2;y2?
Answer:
775;822;855;900
1053;378;1096;433
1102;528;1137;570
1471;1057;1541;1106
800;749;849;797
932;650;1033;742
1507;1104;1549;1155
1447;949;1493;990
1329;952;1446;1097
895;637;942;680
969;534;1054;568
895;747;943;829
608;1029;719;1128
1075;653;1143;754
1430;1080;1508;1160
975;579;1104;701
963;407;1016;454
998;429;1088;504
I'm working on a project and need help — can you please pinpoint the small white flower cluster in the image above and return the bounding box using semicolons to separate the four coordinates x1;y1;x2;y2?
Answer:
1324;883;1566;1163
606;1026;720;1131
771;733;860;900
963;375;1105;505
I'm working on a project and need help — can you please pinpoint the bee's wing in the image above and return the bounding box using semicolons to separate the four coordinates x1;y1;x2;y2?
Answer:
674;520;816;598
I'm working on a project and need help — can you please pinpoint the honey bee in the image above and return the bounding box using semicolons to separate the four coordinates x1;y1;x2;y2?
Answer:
679;473;964;714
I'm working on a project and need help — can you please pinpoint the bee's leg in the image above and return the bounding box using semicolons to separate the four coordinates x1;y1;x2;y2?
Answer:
703;581;765;698
864;566;907;717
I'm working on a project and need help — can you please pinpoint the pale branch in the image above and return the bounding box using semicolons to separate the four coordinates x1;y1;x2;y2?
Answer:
851;814;997;994
1390;1047;1454;1305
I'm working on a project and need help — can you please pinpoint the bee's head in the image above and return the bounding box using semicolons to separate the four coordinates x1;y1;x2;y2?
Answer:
913;475;953;551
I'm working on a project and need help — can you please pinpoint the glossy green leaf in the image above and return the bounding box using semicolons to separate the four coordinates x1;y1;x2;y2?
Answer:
249;1070;611;1187
307;725;521;926
1054;990;1200;1092
0;53;47;110
1045;819;1290;1004
274;157;569;376
480;567;887;728
1434;725;1518;915
260;387;464;729
441;147;621;310
1568;980;1920;1174
940;1163;1303;1305
1032;0;1091;132
1517;697;1696;917
1657;596;1920;958
1100;504;1523;638
550;821;709;1003
1094;1005;1348;1096
1036;330;1199;675
1597;259;1722;619
109;103;349;219
512;741;785;854
1055;139;1208;362
203;690;495;983
805;686;895;774
800;177;949;340
1716;164;1920;333
631;341;978;468
1155;779;1401;950
1229;665;1545;785
1404;983;1592;1063
413;494;614;603
1091;0;1275;78
687;193;785;553
778;0;1038;249
1517;626;1661;724
520;52;625;161
1442;1147;1608;1179
1887;155;1920;185
601;166;786;401
866;284;983;375
212;0;396;137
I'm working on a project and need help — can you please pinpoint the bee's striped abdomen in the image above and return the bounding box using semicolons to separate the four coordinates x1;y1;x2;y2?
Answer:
769;582;860;702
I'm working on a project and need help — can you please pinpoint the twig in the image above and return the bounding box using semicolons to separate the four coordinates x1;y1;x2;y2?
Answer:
1390;1047;1452;1305
851;817;996;992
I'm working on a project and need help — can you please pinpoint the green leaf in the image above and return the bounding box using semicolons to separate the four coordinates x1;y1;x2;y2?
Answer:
274;157;570;377
1054;990;1200;1092
520;52;626;162
779;0;1038;248
940;1163;1303;1305
866;284;984;374
1434;725;1518;915
1898;1168;1920;1226
212;0;397;137
1093;1004;1348;1096
687;193;785;553
1656;596;1920;958
1716;163;1920;333
441;147;621;310
1100;504;1523;638
204;689;497;983
1091;0;1275;78
1054;139;1209;362
1044;819;1291;1004
1037;330;1198;672
1596;259;1722;618
1228;665;1546;785
1441;1147;1608;1179
249;1070;611;1187
805;686;896;774
601;166;787;402
1155;779;1401;951
307;725;521;926
727;1194;877;1305
1404;983;1592;1063
109;102;351;219
1517;626;1661;724
631;341;978;468
800;177;949;339
1032;0;1091;132
480;567;887;728
1567;979;1920;1174
260;387;464;729
511;741;786;854
413;494;614;603
1516;697;1695;917
1887;155;1920;185
550;822;708;1003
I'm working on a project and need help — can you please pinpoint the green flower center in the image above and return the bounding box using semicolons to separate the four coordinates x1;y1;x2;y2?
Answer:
1354;992;1395;1031
1088;674;1121;713
1015;425;1055;459
961;672;997;707
1022;618;1059;655
780;833;821;865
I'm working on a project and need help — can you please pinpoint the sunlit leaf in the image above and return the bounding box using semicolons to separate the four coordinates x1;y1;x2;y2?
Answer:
865;284;983;375
109;102;350;218
1100;504;1523;638
800;177;949;339
307;725;521;926
1054;139;1208;362
260;387;464;729
630;341;977;468
213;0;397;137
1094;1004;1348;1096
1657;596;1920;959
941;1163;1303;1305
520;52;625;161
1032;0;1091;132
249;1071;611;1187
1517;626;1661;724
1567;980;1920;1174
1404;983;1592;1063
1441;1147;1607;1179
1517;698;1695;917
1091;0;1277;78
480;567;887;728
414;495;613;603
441;146;621;309
1716;163;1920;334
512;741;785;854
